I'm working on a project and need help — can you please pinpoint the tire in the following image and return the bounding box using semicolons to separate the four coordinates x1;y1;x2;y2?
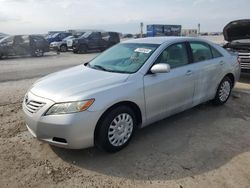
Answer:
32;49;44;57
213;76;232;105
60;45;68;52
95;106;137;152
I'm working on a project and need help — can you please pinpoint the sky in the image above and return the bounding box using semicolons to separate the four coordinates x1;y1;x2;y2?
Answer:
0;0;249;35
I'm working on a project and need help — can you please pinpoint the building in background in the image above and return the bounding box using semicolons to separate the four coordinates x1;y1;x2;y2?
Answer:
181;29;198;37
147;24;182;37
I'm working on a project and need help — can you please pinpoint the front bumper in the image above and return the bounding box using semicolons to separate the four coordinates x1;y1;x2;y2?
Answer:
49;44;59;51
22;92;99;149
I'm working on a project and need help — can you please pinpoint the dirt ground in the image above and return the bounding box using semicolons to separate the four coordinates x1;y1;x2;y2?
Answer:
0;52;250;188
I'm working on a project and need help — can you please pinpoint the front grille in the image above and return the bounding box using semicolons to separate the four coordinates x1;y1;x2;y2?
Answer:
238;52;250;70
25;100;45;114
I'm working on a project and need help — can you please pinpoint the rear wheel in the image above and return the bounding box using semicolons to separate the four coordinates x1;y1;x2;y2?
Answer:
95;106;136;152
33;49;44;57
213;76;232;105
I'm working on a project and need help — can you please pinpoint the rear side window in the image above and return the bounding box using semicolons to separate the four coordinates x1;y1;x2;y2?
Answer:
211;46;223;58
190;42;213;62
155;43;189;69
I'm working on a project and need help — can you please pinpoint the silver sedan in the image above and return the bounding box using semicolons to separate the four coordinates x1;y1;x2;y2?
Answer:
23;37;241;152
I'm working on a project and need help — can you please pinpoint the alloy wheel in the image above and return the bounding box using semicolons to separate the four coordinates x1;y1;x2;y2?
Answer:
219;80;231;102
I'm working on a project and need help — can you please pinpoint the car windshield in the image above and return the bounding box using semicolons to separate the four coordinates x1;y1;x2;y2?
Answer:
51;33;59;38
79;32;92;38
88;43;159;73
0;36;13;43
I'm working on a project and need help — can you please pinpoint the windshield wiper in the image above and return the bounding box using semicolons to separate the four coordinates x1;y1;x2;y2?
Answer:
89;64;130;74
91;64;109;71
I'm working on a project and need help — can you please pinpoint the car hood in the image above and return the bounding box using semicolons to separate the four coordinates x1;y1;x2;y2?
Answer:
223;19;250;42
30;65;130;102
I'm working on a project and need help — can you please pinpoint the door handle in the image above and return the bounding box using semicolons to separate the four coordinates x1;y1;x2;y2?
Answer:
186;70;193;76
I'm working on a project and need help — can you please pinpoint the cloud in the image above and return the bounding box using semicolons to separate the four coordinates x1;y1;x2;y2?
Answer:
0;12;19;22
192;0;216;6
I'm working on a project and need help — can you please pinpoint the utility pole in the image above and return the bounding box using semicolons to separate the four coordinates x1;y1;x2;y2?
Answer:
140;22;143;38
198;23;201;36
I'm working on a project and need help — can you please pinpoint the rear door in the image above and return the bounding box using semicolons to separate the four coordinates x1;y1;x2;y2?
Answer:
143;42;195;123
188;41;223;105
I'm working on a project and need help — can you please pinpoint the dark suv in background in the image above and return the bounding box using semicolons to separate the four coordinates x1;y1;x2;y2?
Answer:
72;31;120;53
223;19;250;72
0;35;49;58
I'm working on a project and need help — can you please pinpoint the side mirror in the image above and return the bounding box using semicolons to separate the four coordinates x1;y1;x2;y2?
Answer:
150;63;170;74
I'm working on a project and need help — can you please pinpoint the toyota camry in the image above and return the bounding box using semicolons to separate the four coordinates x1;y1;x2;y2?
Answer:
23;37;241;152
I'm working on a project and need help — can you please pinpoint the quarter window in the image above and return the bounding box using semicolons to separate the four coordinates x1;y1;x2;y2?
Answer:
211;46;223;58
190;42;213;62
155;43;189;68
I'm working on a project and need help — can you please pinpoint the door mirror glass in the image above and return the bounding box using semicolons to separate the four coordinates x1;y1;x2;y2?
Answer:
150;63;170;74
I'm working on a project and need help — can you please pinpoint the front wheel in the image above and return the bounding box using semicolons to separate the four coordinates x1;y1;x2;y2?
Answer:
213;77;232;105
95;106;136;152
60;45;68;52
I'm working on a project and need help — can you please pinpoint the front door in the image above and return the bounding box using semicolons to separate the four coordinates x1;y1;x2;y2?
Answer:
143;42;195;123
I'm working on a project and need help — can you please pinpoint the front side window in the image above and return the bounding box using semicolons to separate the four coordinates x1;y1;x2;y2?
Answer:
91;32;100;39
88;43;159;73
21;35;30;44
190;42;213;62
14;36;24;45
155;43;189;68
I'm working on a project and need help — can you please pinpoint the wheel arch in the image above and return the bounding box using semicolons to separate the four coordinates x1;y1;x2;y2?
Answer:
224;73;235;87
94;101;142;141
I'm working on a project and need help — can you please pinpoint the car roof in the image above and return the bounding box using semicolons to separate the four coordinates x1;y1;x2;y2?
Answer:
122;36;210;45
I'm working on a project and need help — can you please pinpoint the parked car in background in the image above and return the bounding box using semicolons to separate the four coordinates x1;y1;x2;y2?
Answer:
0;33;8;40
23;37;240;152
72;31;120;53
122;34;134;38
0;35;49;58
223;19;250;72
66;32;85;50
46;32;72;44
50;35;74;52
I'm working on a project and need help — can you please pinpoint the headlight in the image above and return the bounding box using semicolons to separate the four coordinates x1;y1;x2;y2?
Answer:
45;99;95;115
